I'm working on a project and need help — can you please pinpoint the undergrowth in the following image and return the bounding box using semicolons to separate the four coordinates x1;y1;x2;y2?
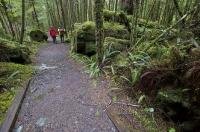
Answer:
0;62;33;124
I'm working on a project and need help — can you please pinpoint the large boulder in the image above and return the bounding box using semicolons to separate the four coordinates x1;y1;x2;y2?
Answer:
104;37;130;52
30;30;48;42
0;38;31;64
71;21;130;56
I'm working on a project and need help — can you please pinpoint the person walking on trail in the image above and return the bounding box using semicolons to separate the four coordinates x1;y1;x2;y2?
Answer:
58;27;66;43
49;26;58;44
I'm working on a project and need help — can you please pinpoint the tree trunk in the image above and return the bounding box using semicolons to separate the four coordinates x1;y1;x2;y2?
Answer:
1;0;15;39
20;0;25;44
173;0;185;28
32;0;40;28
59;0;67;36
95;0;104;67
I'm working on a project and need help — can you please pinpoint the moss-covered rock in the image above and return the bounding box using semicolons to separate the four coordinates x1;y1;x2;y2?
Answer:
0;38;32;64
104;22;130;39
73;21;129;41
71;21;130;55
103;10;162;29
104;37;130;52
30;30;48;42
0;38;41;64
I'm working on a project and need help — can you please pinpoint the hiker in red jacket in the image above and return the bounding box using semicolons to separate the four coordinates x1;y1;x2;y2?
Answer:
49;26;58;44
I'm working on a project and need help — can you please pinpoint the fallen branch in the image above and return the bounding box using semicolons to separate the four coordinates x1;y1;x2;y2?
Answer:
113;102;140;108
144;6;198;51
191;38;200;48
152;13;188;44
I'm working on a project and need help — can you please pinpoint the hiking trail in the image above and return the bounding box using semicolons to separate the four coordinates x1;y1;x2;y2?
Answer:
13;42;117;132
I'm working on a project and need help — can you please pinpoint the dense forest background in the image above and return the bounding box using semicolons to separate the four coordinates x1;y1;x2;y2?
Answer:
0;0;200;131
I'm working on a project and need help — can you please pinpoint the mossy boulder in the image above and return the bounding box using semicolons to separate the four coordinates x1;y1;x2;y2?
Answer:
73;21;129;41
103;10;116;22
0;38;32;64
104;37;130;52
103;10;162;29
71;21;130;55
30;30;48;42
104;22;130;39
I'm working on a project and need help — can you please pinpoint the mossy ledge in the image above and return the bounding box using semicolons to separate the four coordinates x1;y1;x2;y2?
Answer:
0;62;33;124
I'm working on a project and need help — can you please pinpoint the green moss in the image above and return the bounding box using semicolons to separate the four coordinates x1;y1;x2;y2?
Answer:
157;88;189;106
0;37;41;64
0;62;33;124
104;37;130;52
0;29;12;40
103;10;116;22
72;21;129;41
71;21;130;54
82;21;95;31
30;30;48;42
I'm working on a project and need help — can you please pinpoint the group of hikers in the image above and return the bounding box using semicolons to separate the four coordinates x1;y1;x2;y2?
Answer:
49;26;66;43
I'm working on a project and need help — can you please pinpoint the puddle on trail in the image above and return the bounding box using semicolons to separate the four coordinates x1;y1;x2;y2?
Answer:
14;125;23;132
35;64;57;71
36;117;47;127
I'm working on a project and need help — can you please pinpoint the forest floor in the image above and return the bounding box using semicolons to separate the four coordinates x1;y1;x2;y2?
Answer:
13;41;117;132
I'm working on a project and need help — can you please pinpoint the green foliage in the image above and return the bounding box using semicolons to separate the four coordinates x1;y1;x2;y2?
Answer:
71;21;130;55
0;37;41;64
0;29;12;40
104;37;130;52
103;10;116;21
132;109;166;132
71;53;100;77
0;62;33;124
72;21;129;42
82;21;95;31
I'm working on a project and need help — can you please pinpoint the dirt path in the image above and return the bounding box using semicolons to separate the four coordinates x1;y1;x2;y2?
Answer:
13;43;117;132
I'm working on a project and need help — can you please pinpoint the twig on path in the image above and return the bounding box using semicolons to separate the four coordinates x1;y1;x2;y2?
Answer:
113;102;140;108
103;99;112;111
104;101;140;112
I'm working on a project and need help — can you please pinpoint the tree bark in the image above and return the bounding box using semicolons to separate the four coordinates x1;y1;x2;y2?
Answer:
59;0;67;36
173;0;185;28
95;0;104;67
1;0;15;39
20;0;25;44
32;0;40;28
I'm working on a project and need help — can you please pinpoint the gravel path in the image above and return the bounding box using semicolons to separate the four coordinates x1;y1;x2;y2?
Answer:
13;43;117;132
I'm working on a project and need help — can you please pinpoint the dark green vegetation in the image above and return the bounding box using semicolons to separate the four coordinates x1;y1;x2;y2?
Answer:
0;38;41;124
0;0;44;124
0;62;33;123
0;0;200;131
30;30;48;42
70;0;200;131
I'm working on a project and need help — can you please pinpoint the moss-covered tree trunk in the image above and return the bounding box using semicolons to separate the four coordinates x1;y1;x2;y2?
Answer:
95;0;104;67
31;0;40;28
59;0;67;36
